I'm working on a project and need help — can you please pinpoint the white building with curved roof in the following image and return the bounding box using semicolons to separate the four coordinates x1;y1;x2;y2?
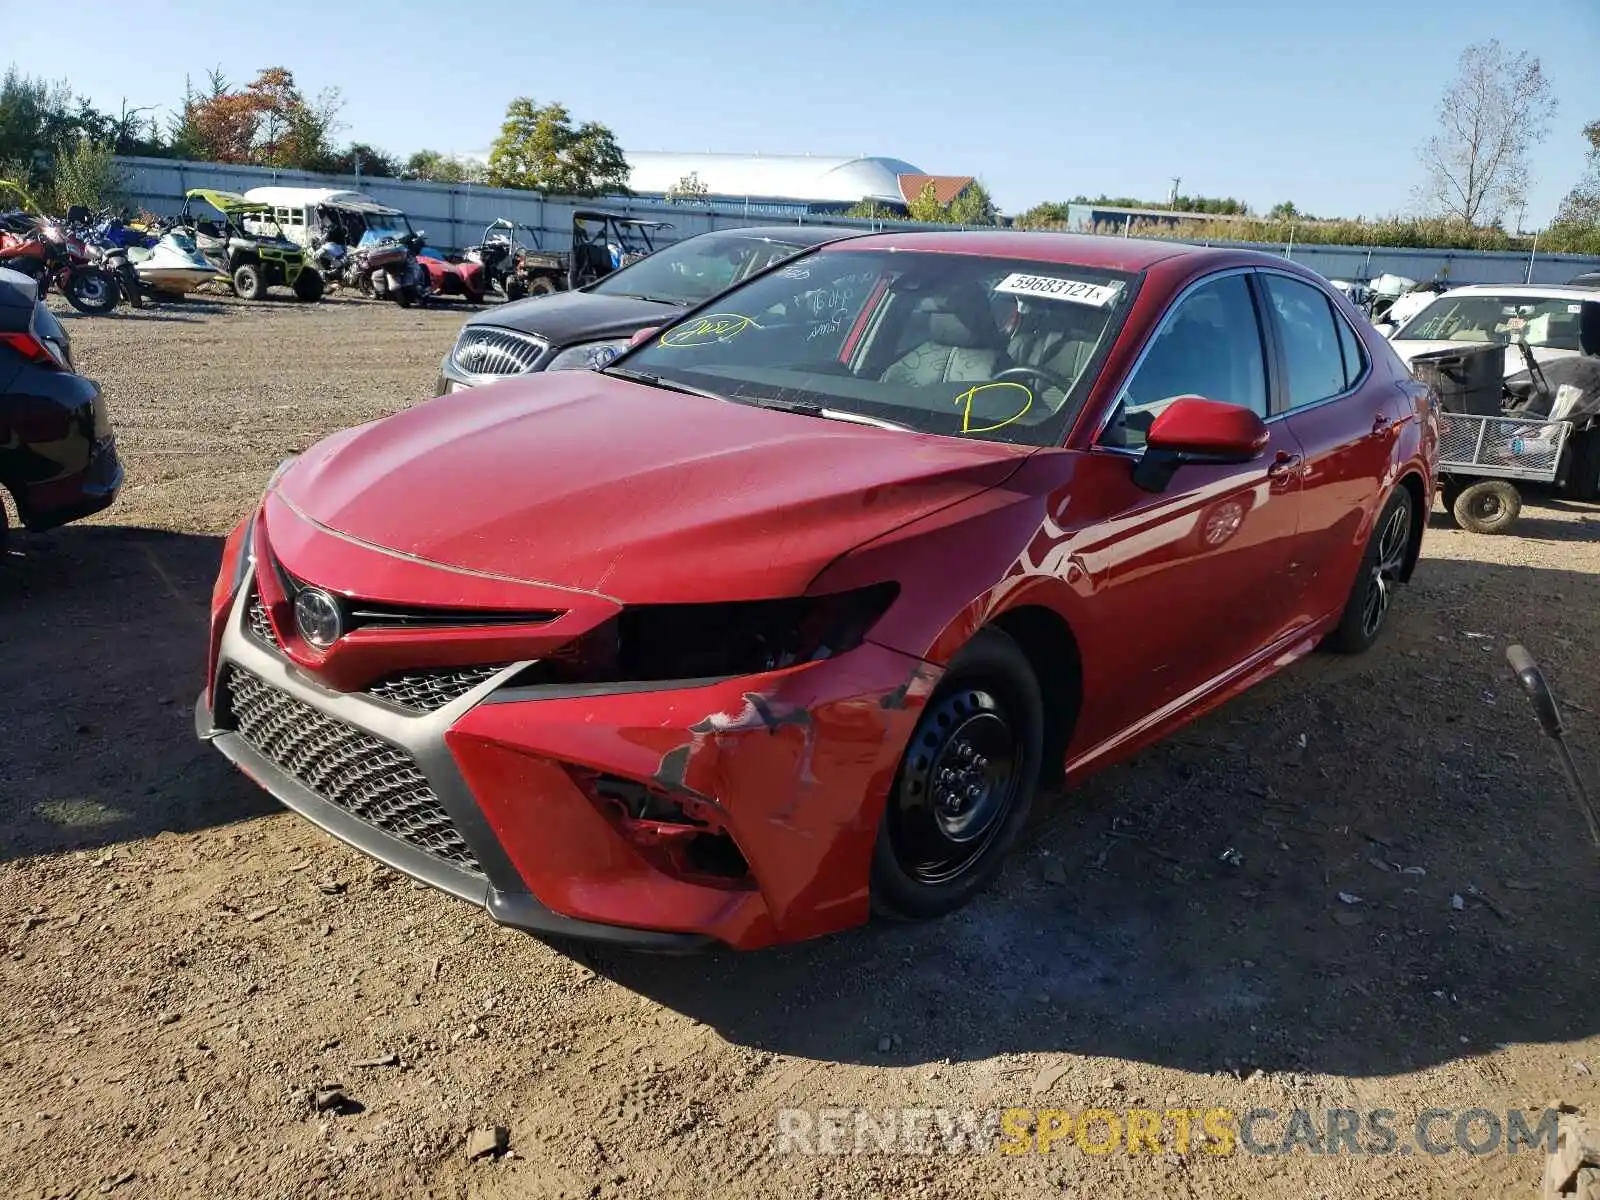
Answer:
624;151;922;207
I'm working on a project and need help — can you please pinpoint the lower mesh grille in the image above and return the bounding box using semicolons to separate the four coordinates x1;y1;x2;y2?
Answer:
223;664;483;875
367;664;512;713
246;587;282;650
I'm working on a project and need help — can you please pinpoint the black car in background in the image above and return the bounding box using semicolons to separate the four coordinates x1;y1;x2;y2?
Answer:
0;266;122;540
435;225;866;393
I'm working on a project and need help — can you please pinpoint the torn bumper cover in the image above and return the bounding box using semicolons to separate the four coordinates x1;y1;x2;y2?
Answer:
196;564;938;951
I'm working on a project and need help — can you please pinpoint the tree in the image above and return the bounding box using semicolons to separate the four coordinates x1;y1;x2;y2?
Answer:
48;136;125;212
332;143;400;178
1267;201;1300;219
1416;39;1556;226
905;180;946;223
1012;201;1073;229
173;67;343;170
947;180;998;226
403;149;485;184
1552;119;1600;229
486;99;628;196
666;171;709;204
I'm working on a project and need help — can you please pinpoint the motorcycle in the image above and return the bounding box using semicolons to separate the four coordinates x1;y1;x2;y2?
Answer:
65;206;147;308
0;208;120;315
338;230;429;307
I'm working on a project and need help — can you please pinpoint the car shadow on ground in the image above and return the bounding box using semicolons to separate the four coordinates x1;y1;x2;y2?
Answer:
575;556;1600;1081
0;524;274;863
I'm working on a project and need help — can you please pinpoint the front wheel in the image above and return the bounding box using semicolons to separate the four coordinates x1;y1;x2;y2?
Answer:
64;268;118;315
504;277;526;301
293;269;324;303
1328;487;1415;654
232;263;264;301
871;627;1044;921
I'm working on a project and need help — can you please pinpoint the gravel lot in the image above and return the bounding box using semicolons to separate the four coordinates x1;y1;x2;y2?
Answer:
2;293;1597;1200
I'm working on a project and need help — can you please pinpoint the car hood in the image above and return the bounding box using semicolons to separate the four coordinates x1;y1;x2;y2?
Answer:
466;290;680;347
275;373;1030;602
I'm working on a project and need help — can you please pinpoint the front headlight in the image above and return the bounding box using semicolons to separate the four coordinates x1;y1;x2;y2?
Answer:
505;584;901;688
544;338;631;372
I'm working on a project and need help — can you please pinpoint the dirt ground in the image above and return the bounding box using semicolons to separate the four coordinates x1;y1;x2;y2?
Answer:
2;292;1597;1200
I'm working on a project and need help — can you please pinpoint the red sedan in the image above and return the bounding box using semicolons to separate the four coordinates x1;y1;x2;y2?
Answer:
196;232;1438;951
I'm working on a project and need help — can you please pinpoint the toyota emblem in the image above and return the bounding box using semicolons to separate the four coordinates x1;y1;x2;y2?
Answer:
293;588;343;649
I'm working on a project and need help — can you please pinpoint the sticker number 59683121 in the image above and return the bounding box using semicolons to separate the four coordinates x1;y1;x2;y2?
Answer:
993;273;1122;307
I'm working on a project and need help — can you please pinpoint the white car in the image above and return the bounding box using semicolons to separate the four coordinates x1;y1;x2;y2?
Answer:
1383;283;1598;376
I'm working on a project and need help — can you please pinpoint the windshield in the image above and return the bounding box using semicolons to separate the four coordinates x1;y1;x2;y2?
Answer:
588;232;811;305
1395;294;1588;350
613;248;1140;447
233;207;288;240
358;212;414;244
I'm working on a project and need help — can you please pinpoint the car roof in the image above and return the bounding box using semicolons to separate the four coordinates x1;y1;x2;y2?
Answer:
815;230;1245;272
687;224;866;247
1419;283;1600;301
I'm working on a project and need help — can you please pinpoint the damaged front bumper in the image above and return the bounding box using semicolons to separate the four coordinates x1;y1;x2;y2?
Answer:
196;563;939;950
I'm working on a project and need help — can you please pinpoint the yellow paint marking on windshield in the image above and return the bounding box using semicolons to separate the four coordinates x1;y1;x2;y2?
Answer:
953;382;1033;434
659;313;765;348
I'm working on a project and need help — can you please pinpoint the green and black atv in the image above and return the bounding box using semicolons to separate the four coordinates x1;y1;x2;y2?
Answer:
178;189;323;302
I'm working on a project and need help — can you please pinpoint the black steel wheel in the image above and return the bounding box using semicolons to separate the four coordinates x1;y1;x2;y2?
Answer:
871;627;1043;919
1451;478;1521;534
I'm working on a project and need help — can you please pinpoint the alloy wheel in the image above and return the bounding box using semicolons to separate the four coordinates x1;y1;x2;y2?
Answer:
1361;501;1411;639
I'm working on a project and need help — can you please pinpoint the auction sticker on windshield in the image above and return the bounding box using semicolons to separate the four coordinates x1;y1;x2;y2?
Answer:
993;273;1122;306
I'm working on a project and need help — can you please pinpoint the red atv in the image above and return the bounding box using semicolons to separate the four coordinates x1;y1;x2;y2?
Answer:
413;236;486;305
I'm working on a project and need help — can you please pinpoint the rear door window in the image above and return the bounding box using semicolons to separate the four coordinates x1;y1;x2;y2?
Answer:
1262;274;1349;409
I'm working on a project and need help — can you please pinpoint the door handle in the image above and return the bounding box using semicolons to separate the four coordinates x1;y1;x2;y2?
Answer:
1267;452;1303;483
1371;412;1392;436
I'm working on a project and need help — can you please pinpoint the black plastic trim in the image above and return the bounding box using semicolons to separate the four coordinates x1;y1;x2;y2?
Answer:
196;691;713;952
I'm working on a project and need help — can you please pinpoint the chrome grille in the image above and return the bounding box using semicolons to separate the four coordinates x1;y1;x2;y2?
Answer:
452;326;546;376
222;665;483;875
246;586;282;650
1438;412;1571;472
367;664;512;713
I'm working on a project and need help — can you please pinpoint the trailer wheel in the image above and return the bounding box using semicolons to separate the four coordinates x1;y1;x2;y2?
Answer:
1452;479;1521;534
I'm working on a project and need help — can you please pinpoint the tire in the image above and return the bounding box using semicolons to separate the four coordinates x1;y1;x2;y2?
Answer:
292;269;324;303
504;277;526;301
1439;477;1465;513
116;262;144;309
64;268;118;315
232;263;264;301
527;276;558;297
396;285;416;309
870;627;1044;921
1451;479;1521;534
1327;486;1415;655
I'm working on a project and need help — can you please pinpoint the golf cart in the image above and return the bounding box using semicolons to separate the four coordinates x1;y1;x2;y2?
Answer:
570;210;669;288
178;189;323;302
1424;300;1600;532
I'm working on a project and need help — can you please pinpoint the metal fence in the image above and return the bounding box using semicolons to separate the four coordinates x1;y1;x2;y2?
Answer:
116;156;1600;286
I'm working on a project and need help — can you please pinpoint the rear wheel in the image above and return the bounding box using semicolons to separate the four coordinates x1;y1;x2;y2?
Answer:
232;263;263;301
1451;479;1521;534
1328;486;1414;654
527;275;558;297
871;627;1043;921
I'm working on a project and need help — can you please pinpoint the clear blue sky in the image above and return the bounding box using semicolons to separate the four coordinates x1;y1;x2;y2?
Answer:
10;0;1598;223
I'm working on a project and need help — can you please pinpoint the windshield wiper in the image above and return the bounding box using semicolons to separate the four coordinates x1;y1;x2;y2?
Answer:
602;366;726;400
606;292;692;306
751;400;911;432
